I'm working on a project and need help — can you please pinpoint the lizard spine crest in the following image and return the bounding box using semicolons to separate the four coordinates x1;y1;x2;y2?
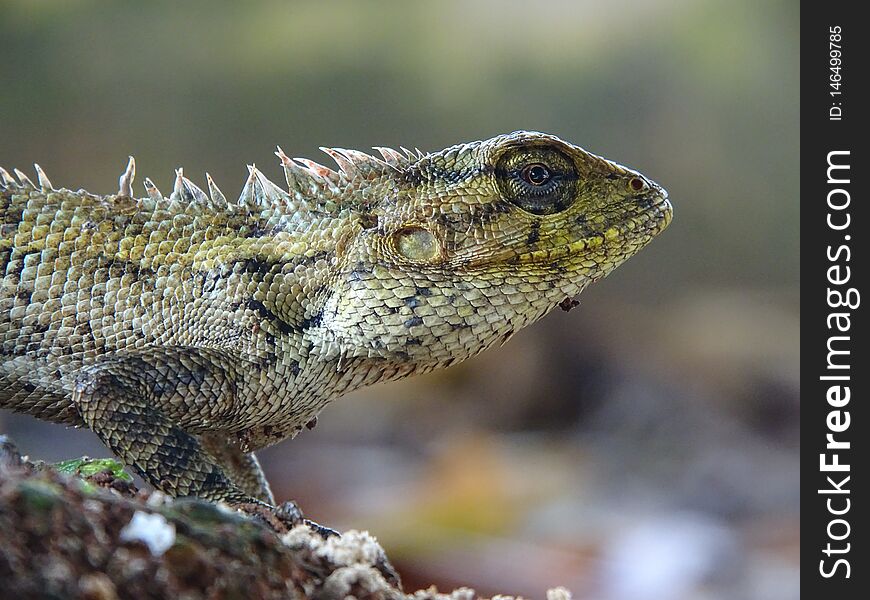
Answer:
0;144;422;216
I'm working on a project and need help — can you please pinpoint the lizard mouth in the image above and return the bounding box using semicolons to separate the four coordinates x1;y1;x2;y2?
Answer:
446;190;671;273
520;190;672;269
629;190;673;236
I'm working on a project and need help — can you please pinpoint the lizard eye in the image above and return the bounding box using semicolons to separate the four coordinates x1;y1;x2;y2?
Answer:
496;146;579;215
522;163;551;186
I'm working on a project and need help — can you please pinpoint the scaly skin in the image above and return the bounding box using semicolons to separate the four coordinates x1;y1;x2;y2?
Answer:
1;131;671;507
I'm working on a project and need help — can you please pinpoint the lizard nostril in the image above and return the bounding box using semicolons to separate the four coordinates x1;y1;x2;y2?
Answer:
628;177;648;192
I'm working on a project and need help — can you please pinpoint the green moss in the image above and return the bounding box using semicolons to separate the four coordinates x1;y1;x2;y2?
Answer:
53;457;134;482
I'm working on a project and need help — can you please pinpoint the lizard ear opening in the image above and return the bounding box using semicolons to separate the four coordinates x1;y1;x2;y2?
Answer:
494;145;579;216
392;226;441;262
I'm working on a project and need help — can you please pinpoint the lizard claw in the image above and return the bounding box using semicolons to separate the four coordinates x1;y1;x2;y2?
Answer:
274;500;340;539
303;519;341;539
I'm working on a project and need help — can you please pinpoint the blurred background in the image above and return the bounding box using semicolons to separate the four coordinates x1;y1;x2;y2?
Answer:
1;1;799;598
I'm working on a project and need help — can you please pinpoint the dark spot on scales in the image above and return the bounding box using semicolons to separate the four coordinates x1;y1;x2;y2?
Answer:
553;263;569;276
6;250;40;283
245;298;296;335
231;257;282;278
251;221;289;237
31;321;51;335
403;316;424;328
203;470;223;489
298;309;324;331
349;262;371;282
253;353;278;371
527;221;541;245
359;214;378;229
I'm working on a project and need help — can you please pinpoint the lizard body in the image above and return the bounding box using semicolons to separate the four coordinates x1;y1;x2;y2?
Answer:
1;131;671;506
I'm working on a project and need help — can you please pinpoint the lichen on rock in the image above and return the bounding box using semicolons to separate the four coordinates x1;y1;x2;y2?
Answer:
0;436;571;599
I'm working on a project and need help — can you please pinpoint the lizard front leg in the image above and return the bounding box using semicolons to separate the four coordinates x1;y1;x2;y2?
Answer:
199;432;275;504
71;349;337;536
71;348;257;505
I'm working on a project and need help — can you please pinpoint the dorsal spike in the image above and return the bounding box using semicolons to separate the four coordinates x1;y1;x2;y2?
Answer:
399;147;417;161
238;165;260;208
415;147;425;159
172;168;185;196
275;146;298;191
320;147;356;177
341;148;384;165
33;164;54;191
276;147;320;194
117;156;136;197
181;175;209;204
373;147;407;168
205;173;227;207
167;168;206;204
331;148;392;176
0;167;15;186
13;169;35;188
294;158;337;181
256;169;291;206
143;177;163;201
245;166;284;207
167;168;188;209
188;179;209;203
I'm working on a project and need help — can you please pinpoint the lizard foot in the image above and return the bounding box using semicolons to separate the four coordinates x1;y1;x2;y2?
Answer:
275;500;341;539
238;500;340;538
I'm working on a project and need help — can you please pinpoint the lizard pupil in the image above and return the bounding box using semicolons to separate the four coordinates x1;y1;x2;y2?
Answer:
495;145;579;215
523;164;550;186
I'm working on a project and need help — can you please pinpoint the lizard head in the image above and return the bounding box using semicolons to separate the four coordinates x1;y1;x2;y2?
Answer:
319;131;671;367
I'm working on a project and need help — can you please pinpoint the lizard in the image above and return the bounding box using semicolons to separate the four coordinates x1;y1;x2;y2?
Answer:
0;131;672;518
